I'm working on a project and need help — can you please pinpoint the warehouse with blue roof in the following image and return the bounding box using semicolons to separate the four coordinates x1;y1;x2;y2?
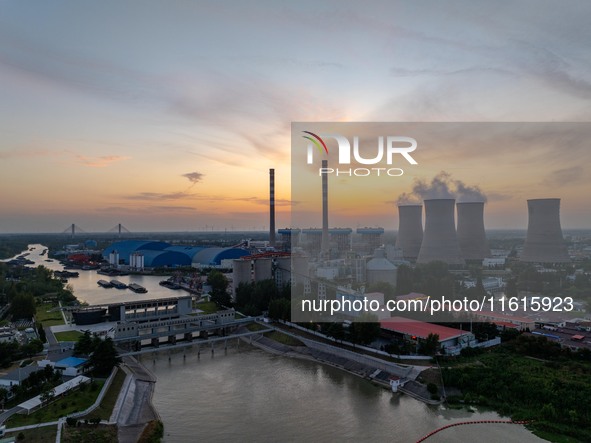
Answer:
102;240;248;268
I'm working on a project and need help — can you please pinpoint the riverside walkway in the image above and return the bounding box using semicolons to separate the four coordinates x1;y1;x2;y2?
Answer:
415;420;531;442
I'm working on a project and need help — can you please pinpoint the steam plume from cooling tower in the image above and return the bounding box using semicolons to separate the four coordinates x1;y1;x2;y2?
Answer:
396;171;487;205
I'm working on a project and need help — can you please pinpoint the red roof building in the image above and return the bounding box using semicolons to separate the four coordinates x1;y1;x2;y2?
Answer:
379;316;474;350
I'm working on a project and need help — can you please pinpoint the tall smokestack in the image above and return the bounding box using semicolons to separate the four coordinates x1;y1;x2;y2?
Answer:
417;199;464;265
457;202;490;261
269;169;276;247
395;205;423;259
321;159;329;254
521;198;569;263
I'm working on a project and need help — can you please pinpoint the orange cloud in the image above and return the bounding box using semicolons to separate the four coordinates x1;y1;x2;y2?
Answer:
76;155;131;168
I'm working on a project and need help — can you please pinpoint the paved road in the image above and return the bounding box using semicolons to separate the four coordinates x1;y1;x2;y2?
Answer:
0;406;25;426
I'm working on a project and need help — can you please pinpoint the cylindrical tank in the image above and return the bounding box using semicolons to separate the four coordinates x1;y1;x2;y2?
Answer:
232;259;252;295
254;258;273;281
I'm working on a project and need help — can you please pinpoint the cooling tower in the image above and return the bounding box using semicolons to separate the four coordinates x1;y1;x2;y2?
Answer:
521;198;569;263
321;159;329;254
269;169;276;247
417;199;464;265
395;205;423;259
456;202;490;261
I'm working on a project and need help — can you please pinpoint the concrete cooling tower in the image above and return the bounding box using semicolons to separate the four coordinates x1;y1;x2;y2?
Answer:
521;198;570;263
417;199;464;265
395;205;423;259
456;202;490;261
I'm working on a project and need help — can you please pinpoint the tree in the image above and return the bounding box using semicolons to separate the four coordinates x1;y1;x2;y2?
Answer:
74;330;94;356
0;387;8;408
348;315;381;346
268;298;290;321
326;322;345;342
10;293;36;319
89;337;121;376
37;323;46;343
420;333;440;356
22;339;44;357
39;384;55;405
395;265;414;295
207;271;231;308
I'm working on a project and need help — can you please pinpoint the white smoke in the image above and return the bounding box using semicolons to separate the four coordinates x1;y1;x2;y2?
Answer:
396;171;487;204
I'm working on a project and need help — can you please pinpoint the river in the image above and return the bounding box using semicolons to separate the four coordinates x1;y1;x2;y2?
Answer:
11;244;546;442
11;244;193;304
146;346;545;443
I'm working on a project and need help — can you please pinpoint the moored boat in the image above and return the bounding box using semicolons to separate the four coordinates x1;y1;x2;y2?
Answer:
110;279;127;289
128;283;148;293
97;279;113;288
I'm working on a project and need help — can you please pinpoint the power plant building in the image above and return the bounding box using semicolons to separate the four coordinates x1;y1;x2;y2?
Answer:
356;227;384;255
395;205;423;260
456;202;490;261
366;248;397;287
278;228;300;251
417;199;464;266
521;198;570;263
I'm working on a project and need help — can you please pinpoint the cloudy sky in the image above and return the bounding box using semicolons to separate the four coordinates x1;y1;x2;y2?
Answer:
1;1;590;232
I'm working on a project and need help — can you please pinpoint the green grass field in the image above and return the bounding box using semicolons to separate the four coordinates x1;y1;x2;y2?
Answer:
84;368;127;421
246;323;267;332
264;330;304;347
35;302;65;327
193;301;218;314
53;331;84;342
6;425;57;443
62;424;118;443
6;381;105;428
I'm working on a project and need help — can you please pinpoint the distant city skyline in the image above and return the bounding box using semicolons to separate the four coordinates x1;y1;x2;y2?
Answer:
1;1;591;233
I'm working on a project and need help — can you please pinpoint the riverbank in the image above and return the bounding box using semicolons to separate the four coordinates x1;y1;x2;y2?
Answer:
240;324;442;405
115;356;160;443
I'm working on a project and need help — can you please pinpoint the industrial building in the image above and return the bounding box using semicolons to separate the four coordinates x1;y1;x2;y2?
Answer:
278;228;301;251
456;201;490;261
301;228;353;256
356;227;384;255
380;316;475;352
395;204;423;260
102;240;249;268
336;289;390;320
417;199;464;266
365;248;397;287
231;253;310;296
521;198;570;263
72;295;193;325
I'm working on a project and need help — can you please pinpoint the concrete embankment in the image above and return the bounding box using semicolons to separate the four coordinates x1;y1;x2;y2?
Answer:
240;325;438;404
115;356;160;443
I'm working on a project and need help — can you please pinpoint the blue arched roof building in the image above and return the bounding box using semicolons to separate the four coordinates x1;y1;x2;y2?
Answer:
192;247;249;266
135;249;193;267
102;241;248;268
102;240;169;265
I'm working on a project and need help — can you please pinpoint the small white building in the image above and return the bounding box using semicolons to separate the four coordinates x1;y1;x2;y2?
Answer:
44;357;90;377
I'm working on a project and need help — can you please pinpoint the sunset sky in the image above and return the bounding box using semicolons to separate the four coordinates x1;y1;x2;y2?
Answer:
1;1;590;233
